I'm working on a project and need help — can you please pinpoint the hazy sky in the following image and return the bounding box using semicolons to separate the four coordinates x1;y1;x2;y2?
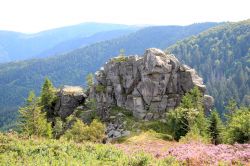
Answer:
0;0;249;33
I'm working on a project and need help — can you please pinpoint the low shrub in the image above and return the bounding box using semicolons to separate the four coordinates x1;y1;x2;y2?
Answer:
95;84;106;93
126;152;152;166
63;119;105;143
0;132;182;166
179;126;210;144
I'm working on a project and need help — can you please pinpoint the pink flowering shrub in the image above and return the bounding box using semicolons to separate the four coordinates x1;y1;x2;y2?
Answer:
167;143;250;165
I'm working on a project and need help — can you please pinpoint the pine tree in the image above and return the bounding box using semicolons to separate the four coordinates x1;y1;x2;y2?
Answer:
40;77;56;119
41;77;56;108
18;91;52;138
167;87;209;140
208;110;224;144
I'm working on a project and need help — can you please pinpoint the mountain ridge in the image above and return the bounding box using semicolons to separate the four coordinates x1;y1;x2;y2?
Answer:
0;23;139;63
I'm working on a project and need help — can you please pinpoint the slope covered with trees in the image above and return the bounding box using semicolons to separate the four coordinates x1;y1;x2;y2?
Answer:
0;22;218;129
167;19;250;113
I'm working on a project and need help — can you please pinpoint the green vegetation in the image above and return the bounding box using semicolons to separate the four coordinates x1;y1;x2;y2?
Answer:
0;133;181;166
86;73;94;88
41;78;56;108
166;87;209;141
53;117;64;138
223;106;250;144
1;80;249;165
111;56;127;63
111;49;127;63
63;119;105;143
208;110;224;144
166;87;250;144
18;91;52;138
40;78;57;119
109;106;133;117
16;78;106;144
95;84;106;93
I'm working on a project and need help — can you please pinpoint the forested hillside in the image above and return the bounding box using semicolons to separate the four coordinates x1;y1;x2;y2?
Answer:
0;23;136;62
0;23;218;129
36;29;136;58
167;20;250;113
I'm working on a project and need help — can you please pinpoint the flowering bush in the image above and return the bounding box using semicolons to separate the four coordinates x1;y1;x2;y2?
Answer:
167;143;250;165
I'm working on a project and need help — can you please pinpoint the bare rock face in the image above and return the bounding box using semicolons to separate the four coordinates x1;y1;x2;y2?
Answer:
90;48;213;120
55;86;87;119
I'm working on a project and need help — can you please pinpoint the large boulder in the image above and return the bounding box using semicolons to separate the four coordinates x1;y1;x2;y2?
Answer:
90;48;213;120
54;86;87;119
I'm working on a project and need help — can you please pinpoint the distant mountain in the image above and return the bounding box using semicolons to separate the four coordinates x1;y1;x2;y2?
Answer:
167;19;250;112
37;29;136;58
0;23;138;63
0;22;219;129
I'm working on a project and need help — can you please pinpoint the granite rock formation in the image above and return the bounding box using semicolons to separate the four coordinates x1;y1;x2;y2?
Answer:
54;86;87;119
90;48;213;120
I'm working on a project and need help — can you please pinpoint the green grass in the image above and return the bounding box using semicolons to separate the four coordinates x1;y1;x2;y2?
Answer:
0;133;181;166
121;130;173;144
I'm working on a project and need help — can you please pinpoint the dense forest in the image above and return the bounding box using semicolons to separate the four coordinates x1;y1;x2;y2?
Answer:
0;23;218;129
167;20;250;113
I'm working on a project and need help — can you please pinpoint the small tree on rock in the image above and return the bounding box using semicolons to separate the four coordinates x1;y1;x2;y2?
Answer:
86;73;94;89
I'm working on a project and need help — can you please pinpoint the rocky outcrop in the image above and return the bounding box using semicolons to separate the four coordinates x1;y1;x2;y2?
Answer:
90;48;213;120
54;86;87;119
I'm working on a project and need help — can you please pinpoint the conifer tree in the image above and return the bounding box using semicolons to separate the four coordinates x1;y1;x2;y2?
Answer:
40;77;56;119
41;77;56;108
18;91;52;138
208;110;224;144
167;87;209;140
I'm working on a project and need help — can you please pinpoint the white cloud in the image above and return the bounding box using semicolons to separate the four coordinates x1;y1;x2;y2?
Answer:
0;0;249;33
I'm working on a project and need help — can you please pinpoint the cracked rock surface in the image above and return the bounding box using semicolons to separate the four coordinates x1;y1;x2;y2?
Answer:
90;48;213;120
